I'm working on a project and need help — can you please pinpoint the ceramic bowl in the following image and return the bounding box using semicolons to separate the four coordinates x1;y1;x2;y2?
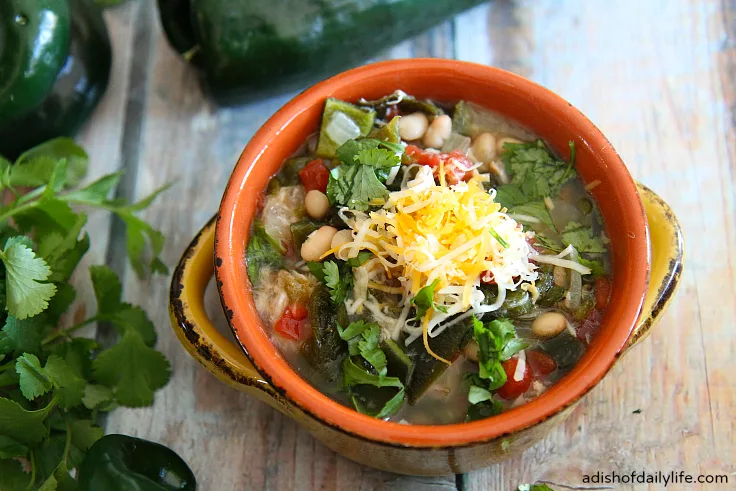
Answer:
170;59;684;475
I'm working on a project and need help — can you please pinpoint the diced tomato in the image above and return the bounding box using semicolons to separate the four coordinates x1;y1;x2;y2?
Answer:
480;270;496;284
496;356;532;400
404;145;474;185
577;308;601;345
594;276;611;310
298;159;330;193
274;303;309;341
385;104;400;119
527;350;557;377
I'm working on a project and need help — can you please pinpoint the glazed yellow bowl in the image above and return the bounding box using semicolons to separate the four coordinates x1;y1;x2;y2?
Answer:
169;60;684;475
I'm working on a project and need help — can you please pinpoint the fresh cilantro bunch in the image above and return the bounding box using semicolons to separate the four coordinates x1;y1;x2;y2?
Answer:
465;316;526;421
0;139;170;490
326;138;403;211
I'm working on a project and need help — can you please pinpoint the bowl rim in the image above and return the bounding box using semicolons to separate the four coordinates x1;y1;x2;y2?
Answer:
215;58;649;447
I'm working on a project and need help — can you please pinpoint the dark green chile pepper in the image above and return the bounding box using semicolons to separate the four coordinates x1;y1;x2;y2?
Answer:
0;0;111;160
77;434;196;491
156;0;486;105
301;285;349;381
404;317;473;404
541;332;585;370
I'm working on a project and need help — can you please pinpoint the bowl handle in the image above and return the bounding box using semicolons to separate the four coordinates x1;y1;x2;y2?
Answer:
624;183;684;352
169;216;290;413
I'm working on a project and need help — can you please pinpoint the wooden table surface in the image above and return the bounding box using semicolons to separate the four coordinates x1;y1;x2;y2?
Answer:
74;1;735;489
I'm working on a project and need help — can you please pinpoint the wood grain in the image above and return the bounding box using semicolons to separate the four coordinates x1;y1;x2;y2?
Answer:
85;0;736;490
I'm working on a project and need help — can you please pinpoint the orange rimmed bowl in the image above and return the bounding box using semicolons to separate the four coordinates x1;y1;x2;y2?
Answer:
170;59;684;475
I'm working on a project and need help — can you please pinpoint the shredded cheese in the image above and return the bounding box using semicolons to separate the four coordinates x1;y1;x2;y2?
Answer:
334;165;538;360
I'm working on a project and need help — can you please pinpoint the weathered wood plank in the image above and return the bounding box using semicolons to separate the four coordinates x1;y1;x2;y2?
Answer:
457;0;736;489
94;1;736;490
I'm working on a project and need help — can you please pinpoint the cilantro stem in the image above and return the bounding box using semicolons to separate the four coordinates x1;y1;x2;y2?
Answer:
27;451;36;490
61;411;73;468
42;316;99;344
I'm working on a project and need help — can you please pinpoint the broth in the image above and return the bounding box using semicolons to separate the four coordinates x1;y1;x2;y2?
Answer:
246;92;612;424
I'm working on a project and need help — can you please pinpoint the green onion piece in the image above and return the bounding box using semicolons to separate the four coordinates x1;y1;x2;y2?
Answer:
489;227;509;248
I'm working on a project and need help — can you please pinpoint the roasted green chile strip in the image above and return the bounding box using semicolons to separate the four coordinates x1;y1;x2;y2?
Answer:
77;434;197;491
0;0;111;160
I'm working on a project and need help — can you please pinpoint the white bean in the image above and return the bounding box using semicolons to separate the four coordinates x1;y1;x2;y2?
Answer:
465;341;480;362
330;229;353;260
398;112;429;141
531;312;568;338
300;226;337;262
472;132;496;162
304;190;329;219
496;136;523;155
422;114;452;149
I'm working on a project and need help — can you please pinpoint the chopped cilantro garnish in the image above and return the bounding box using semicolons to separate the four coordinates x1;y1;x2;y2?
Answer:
411;279;447;320
465;316;527;420
327;138;402;211
309;259;354;303
561;221;607;253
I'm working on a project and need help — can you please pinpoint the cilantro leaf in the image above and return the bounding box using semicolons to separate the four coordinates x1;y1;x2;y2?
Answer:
507;200;555;230
91;330;171;407
11;138;88;189
0;459;29;490
312;260;353;304
337;320;370;341
70;419;103;451
355;147;401;169
467;398;503;422
357;324;387;377
0;435;28;459
61;172;121;205
0;237;57;319
16;353;54;400
38;214;90;283
468;385;493;404
246;222;284;285
411;279;445;320
471;316;526;391
345;250;373;267
82;384;116;411
44;355;86;409
0;396;56;444
89;265;157;345
323;261;350;304
496;140;576;208
89;265;122;313
374;388;406;419
327;138;401;211
578;257;606;276
1;315;44;354
347;165;388;210
342;356;403;389
561;222;607;253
